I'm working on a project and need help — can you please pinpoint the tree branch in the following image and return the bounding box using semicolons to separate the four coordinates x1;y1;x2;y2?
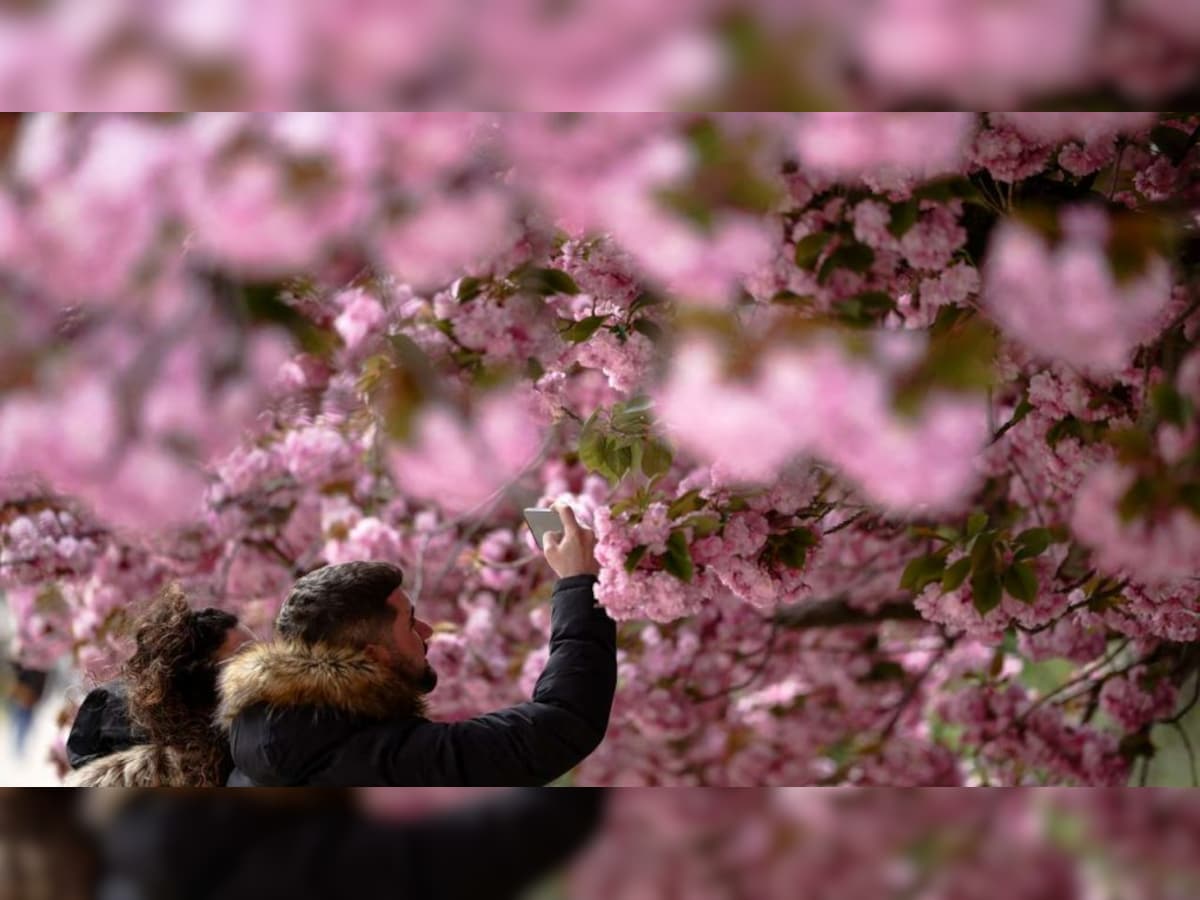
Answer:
774;595;925;629
1173;720;1198;788
688;620;780;702
879;634;954;740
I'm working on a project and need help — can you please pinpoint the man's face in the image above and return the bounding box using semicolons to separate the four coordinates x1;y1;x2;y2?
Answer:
371;587;438;693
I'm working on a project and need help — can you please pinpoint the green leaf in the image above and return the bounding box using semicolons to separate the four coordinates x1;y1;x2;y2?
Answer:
1008;396;1034;428
908;525;947;541
1149;125;1191;165
561;315;609;343
793;231;833;270
936;524;961;543
941;557;972;592
624;545;649;572
240;280;323;342
370;335;441;441
609;496;640;517
988;645;1006;678
610;398;653;434
1118;728;1155;761
1180;483;1200;519
687;514;723;538
970;531;997;572
577;414;609;476
1108;427;1154;464
818;242;875;285
1107;212;1173;284
628;439;643;477
894;319;997;414
864;660;906;682
640;439;674;478
1117;475;1156;522
1014;527;1052;560
1054;541;1092;584
632;319;665;343
1151;383;1190;427
524;356;545;381
455;276;484;302
1003;561;1038;603
888;199;920;238
966;512;989;539
604;441;634;481
1045;416;1077;448
836;291;894;325
929;304;971;338
900;553;947;593
520;267;580;295
775;528;818;570
1020;657;1075;695
668;489;705;520
664;530;694;583
770;291;816;309
629;291;663;314
913;176;985;205
971;569;1003;615
622;395;655;415
1088;590;1127;614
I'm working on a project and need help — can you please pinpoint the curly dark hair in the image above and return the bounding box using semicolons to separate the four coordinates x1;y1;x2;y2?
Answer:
123;584;239;786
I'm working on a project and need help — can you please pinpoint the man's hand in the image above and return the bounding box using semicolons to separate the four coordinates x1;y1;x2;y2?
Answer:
543;502;600;579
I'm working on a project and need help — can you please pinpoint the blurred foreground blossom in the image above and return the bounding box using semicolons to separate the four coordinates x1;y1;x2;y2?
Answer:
3;788;1199;900
0;2;1196;108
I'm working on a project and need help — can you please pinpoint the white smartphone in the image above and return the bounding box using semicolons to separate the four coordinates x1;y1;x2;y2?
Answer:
523;508;564;551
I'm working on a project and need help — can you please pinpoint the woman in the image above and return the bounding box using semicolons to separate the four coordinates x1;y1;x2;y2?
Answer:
66;585;253;787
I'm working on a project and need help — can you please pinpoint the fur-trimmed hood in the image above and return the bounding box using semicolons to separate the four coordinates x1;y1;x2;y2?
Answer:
218;640;427;729
218;641;430;786
65;744;190;787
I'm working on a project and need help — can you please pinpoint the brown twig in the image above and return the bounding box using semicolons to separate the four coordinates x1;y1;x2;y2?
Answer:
688;620;781;703
774;595;925;629
878;634;954;740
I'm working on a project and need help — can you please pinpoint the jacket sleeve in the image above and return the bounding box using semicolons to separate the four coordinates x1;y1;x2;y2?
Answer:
378;574;617;786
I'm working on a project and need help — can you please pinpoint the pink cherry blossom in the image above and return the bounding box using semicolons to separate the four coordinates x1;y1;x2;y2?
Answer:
984;207;1173;373
794;112;974;182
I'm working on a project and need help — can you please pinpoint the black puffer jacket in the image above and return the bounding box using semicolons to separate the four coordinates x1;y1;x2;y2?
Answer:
66;681;144;769
98;789;608;900
219;574;616;786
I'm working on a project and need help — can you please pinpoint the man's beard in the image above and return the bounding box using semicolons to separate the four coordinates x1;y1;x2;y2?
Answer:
392;658;438;695
414;662;438;694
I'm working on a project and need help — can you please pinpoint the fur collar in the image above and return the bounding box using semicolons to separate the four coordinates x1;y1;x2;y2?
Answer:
217;640;427;729
65;744;188;787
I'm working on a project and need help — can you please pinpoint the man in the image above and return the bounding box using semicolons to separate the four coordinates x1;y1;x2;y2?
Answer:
218;502;616;786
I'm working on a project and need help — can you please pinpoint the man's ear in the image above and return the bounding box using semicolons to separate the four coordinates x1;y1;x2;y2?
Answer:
362;642;390;665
